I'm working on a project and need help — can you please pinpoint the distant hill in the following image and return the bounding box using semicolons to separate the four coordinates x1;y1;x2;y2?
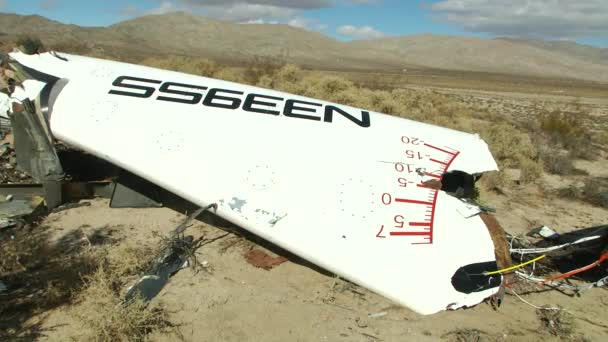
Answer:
1;12;607;83
496;37;608;65
350;34;608;82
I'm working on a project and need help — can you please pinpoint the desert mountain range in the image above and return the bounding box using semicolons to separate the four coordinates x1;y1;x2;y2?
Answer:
1;12;607;83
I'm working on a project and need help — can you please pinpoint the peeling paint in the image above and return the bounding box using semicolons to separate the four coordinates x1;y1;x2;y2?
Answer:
228;197;247;212
255;208;271;216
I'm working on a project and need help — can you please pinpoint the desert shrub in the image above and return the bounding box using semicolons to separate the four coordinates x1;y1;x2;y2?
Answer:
15;35;45;54
479;171;509;193
556;185;581;200
141;56;219;77
594;131;608;147
274;64;301;82
537;109;593;159
315;76;355;95
255;74;275;88
46;41;85;54
480;122;538;168
243;62;281;85
211;67;248;83
518;156;543;184
538;147;576;175
581;178;608;208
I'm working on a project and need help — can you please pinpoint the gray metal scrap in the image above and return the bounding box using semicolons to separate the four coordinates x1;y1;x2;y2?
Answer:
9;98;63;209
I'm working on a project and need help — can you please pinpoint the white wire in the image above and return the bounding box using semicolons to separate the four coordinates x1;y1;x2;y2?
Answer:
508;288;561;310
510;235;602;255
516;271;608;294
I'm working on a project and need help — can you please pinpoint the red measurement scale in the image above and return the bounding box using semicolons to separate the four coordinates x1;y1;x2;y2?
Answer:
376;136;460;244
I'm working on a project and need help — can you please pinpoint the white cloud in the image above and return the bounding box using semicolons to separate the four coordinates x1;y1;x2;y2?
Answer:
287;17;310;29
180;1;330;9
242;16;326;31
343;0;381;4
201;3;296;21
121;1;339;33
0;0;7;11
120;1;177;17
337;24;385;39
147;1;177;15
242;18;280;24
431;0;608;39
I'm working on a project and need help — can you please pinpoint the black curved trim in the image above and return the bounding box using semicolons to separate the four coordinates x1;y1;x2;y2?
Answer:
451;261;502;294
15;62;60;84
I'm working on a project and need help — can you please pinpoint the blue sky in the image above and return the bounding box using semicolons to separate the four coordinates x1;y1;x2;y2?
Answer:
2;0;607;47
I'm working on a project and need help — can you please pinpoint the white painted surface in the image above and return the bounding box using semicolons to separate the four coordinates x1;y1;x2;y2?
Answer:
10;51;501;315
0;92;9;120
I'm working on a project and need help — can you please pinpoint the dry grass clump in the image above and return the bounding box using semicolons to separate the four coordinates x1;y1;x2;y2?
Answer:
0;225;102;340
0;220;174;341
68;239;181;341
73;265;175;342
106;243;156;278
442;328;489;342
536;307;576;337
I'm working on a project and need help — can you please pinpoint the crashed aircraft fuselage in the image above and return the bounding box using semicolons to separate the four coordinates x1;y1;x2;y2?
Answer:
4;50;507;315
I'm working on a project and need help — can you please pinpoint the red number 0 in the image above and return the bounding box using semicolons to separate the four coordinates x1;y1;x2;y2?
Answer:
382;193;392;205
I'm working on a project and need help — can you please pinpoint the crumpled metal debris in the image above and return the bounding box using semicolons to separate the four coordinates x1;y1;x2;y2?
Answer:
123;235;193;304
511;224;608;295
123;205;217;304
0;195;44;223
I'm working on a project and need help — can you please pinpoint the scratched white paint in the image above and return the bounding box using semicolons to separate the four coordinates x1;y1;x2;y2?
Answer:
9;51;500;315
